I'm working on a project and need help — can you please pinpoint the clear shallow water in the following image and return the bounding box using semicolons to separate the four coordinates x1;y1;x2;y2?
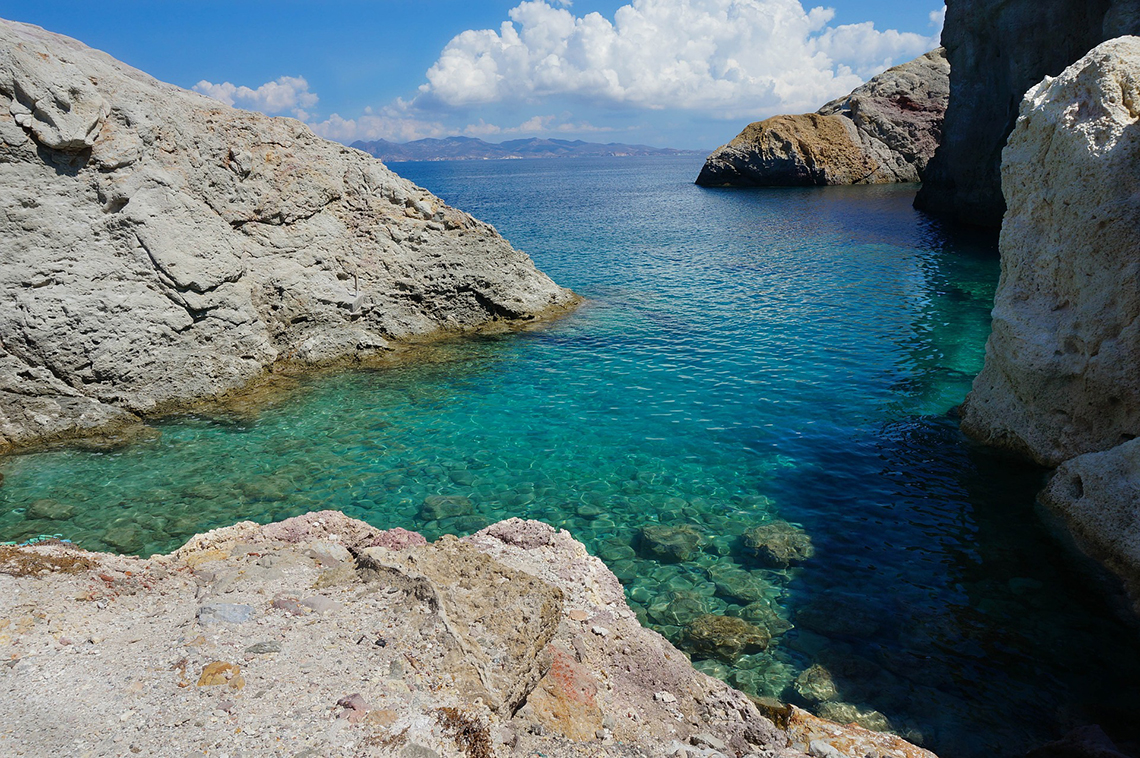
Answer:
2;156;1139;756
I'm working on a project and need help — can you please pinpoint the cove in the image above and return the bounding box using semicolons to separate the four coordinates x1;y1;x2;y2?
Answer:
2;155;1138;757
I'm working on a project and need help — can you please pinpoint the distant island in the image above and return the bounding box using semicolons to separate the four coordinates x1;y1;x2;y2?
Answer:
350;136;704;162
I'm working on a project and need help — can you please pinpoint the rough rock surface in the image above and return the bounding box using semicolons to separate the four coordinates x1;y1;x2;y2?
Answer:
0;511;934;758
1040;439;1140;611
695;50;948;187
914;0;1140;227
959;37;1140;466
0;19;576;455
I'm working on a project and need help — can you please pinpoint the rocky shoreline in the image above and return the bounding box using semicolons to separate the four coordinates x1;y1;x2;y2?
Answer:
0;512;933;758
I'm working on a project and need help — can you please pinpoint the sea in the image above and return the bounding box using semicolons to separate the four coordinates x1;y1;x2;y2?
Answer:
2;155;1137;757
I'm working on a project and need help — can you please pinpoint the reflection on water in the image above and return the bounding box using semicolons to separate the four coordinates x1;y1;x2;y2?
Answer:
2;157;1138;757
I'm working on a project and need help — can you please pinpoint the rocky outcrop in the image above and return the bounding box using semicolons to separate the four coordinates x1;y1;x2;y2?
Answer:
914;0;1140;227
959;37;1140;467
0;511;936;757
0;19;576;455
695;50;948;187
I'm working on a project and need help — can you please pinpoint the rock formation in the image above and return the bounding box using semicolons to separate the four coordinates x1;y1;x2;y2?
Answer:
695;49;948;187
959;37;1140;467
0;511;936;757
915;0;1140;227
959;37;1140;611
0;19;576;455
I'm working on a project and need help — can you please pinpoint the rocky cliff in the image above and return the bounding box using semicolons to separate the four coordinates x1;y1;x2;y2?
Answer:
0;512;936;758
0;19;576;455
695;50;948;187
960;37;1140;609
914;0;1140;227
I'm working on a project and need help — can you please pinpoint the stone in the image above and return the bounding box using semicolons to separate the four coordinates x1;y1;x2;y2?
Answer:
367;527;428;550
196;603;255;626
196;661;243;689
960;37;1140;466
916;0;1140;226
24;499;75;521
738;601;793;637
683;614;770;662
770;704;936;758
1040;439;1140;610
357;535;563;715
243;641;281;654
795;595;880;639
794;665;838;704
648;590;709;627
815;702;892;734
301;596;341;614
638;524;702;562
101;524;143;554
697;49;948;187
419;495;473;521
741;521;814;568
518;645;604;742
705;563;769;604
0;19;576;455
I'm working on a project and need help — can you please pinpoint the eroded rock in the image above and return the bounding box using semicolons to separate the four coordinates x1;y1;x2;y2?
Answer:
0;19;576;455
742;521;815;568
696;50;948;187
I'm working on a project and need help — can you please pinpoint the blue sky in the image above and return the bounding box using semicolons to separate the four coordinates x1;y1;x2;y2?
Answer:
1;1;943;149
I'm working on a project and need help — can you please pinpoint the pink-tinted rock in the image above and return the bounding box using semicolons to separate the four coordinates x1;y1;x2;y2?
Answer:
367;527;427;550
475;518;555;549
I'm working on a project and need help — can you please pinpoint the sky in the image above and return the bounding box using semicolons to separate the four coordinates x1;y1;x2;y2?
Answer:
1;1;944;149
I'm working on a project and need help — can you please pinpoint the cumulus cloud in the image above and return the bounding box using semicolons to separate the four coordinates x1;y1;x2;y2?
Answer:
193;76;318;118
418;0;941;118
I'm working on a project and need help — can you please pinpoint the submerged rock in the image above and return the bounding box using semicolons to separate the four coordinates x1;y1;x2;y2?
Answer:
419;495;474;521
706;562;771;604
696;50;948;187
742;521;815;568
683;613;771;662
0;19;575;455
638;523;703;562
959;37;1140;466
25;498;75;521
795;664;839;704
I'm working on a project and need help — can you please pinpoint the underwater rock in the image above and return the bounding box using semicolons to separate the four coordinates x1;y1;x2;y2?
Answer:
795;665;839;704
706;562;771;604
738;600;794;637
742;521;815;568
101;523;144;553
0;18;576;455
25;498;76;521
648;590;709;627
683;614;771;662
697;50;948;187
816;701;893;734
639;524;703;562
796;595;881;639
419;495;474;521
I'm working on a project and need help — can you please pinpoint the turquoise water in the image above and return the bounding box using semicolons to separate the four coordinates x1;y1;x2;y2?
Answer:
2;156;1139;756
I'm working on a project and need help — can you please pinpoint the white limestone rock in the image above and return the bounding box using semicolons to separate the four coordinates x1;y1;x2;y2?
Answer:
0;19;576;453
960;36;1140;466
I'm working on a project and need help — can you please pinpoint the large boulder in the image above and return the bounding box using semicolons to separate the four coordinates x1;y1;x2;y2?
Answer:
960;37;1140;466
0;19;575;454
695;49;948;187
915;0;1140;227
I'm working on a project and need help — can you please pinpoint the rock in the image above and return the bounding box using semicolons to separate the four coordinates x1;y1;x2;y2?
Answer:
419;495;473;521
357;535;563;715
1026;724;1133;758
196;603;255;626
683;614;770;662
517;645;604;742
1039;439;1140;609
959;37;1140;465
639;524;703;562
0;19;575;455
816;702;892;734
301;595;341;614
696;50;948;187
244;641;281;654
795;595;880;639
24;499;75;521
101;524;143;553
692;732;727;751
916;1;1140;227
367;527;428;550
738;600;793;637
795;665;839;704
706;563;770;604
742;521;814;568
196;661;244;690
649;590;709;627
767;703;936;758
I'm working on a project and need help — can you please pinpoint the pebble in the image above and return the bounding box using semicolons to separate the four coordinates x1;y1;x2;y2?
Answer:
592;625;610;637
568;609;589;622
244;641;281;655
197;603;255;626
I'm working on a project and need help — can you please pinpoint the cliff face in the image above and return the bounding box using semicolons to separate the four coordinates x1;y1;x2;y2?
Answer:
914;0;1140;227
695;49;948;187
0;19;576;454
960;37;1140;609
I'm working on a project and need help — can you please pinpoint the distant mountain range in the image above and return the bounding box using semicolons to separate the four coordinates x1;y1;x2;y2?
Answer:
350;136;704;162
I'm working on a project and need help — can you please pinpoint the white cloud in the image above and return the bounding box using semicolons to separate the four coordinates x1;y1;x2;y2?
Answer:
193;76;318;118
417;0;941;119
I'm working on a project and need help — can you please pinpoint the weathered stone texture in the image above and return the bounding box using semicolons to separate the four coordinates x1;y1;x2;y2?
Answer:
696;49;948;187
0;19;575;454
960;37;1140;467
915;0;1140;227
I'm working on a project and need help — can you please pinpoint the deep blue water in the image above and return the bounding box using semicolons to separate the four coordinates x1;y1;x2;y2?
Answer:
2;155;1138;757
